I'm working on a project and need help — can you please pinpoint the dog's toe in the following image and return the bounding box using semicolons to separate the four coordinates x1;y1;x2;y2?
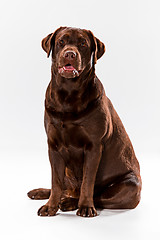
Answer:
76;206;97;217
37;205;58;217
27;188;50;200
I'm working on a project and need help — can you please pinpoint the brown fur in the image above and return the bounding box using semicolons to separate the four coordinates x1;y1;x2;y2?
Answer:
28;27;142;217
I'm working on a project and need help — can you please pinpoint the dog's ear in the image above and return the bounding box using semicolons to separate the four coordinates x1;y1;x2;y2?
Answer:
87;30;105;64
41;27;66;57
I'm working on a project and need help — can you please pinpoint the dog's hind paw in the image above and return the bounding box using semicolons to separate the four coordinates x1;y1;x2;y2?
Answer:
27;188;50;200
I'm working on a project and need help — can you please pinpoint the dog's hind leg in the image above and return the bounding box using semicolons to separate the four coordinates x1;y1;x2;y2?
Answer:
94;172;142;209
27;188;51;200
59;197;78;211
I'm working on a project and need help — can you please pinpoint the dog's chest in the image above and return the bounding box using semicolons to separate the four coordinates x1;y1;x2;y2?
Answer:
48;119;92;151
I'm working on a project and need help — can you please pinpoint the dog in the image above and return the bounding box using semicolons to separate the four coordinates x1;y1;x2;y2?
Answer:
28;27;142;217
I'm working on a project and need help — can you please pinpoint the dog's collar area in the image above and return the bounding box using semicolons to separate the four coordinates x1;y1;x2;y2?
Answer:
45;87;104;121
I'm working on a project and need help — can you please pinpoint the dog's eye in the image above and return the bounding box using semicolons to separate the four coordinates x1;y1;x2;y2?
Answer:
80;40;87;47
59;39;65;46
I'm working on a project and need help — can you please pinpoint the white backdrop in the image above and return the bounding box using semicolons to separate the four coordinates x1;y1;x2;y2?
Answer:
0;0;160;239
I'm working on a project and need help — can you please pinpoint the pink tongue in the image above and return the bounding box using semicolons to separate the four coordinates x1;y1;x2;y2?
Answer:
64;65;75;70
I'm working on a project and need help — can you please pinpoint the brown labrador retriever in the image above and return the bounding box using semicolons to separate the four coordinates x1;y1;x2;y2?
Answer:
28;27;142;217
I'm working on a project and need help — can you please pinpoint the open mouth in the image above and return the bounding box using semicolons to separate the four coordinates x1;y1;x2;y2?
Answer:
63;63;76;71
58;64;81;77
59;64;77;72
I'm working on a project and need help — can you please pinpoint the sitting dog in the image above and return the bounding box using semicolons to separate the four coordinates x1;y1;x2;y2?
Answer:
28;27;142;217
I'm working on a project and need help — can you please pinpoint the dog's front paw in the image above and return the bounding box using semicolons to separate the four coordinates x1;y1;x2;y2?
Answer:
76;206;97;217
37;204;58;217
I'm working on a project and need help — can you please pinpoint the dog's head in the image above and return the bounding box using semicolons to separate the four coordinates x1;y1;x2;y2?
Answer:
42;27;105;79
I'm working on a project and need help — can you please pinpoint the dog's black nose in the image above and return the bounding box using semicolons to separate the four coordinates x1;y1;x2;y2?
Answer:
64;51;76;60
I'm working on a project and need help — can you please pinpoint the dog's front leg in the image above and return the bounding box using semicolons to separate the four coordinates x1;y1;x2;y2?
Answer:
77;144;102;217
38;146;65;216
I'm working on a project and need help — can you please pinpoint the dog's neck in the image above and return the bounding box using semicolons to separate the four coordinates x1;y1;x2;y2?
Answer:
45;64;103;115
